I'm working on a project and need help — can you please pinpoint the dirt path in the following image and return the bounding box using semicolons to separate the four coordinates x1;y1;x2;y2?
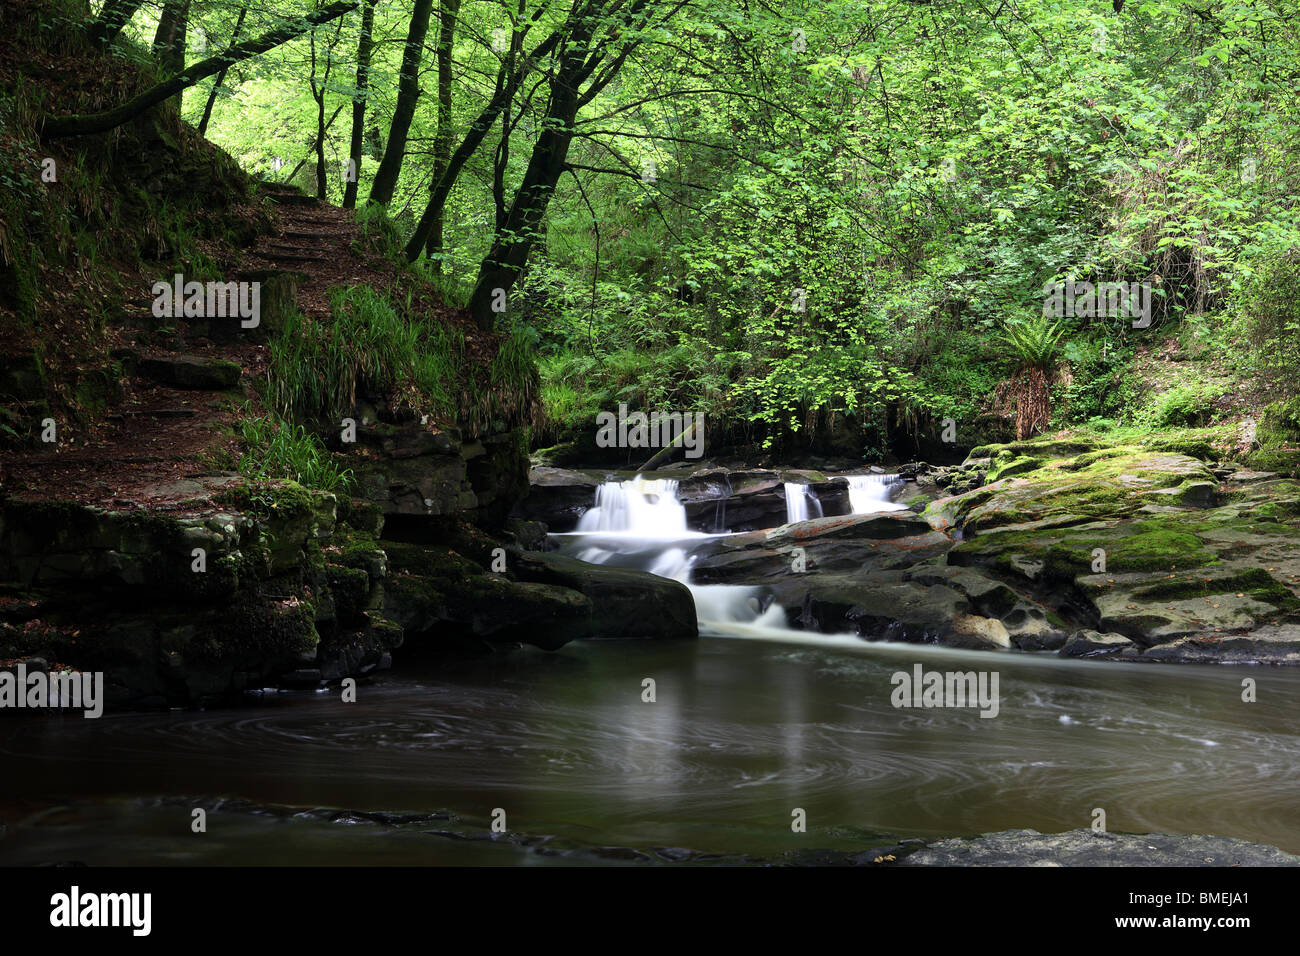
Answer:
2;184;476;511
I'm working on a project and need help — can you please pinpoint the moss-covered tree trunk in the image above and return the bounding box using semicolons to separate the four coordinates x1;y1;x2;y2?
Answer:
152;0;191;109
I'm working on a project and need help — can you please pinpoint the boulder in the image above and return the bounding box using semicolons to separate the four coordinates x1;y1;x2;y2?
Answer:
512;551;697;640
1061;629;1135;657
511;467;603;531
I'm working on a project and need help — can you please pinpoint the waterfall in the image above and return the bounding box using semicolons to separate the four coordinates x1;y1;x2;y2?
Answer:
562;476;786;630
845;474;906;514
783;483;822;524
576;477;687;534
561;473;907;633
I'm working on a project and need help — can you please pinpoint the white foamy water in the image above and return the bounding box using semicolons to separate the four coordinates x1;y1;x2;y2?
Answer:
564;476;790;630
783;483;822;524
845;474;906;513
565;474;907;635
576;477;689;535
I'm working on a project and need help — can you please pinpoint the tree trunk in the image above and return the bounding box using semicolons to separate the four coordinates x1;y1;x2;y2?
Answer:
342;0;378;209
152;0;191;109
314;84;328;199
285;102;345;185
197;5;246;138
403;29;565;261
466;21;594;331
41;1;360;138
89;0;145;47
366;0;436;207
424;0;462;268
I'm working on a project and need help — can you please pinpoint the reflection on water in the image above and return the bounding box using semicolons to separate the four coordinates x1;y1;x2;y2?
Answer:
2;635;1297;865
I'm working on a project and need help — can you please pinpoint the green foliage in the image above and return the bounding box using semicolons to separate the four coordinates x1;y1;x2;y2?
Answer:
998;315;1066;370
353;202;404;261
236;411;353;493
48;0;1300;458
266;287;457;424
1259;398;1300;447
1235;244;1300;387
1057;335;1136;426
1140;382;1229;429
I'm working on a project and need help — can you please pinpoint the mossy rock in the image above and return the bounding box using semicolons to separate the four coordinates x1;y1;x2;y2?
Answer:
986;454;1043;482
1128;567;1297;607
337;497;385;537
1060;448;1130;471
326;564;372;626
381;541;483;580
327;527;387;578
967;437;1100;461
1245;447;1300;477
1259;399;1300;446
1142;435;1217;461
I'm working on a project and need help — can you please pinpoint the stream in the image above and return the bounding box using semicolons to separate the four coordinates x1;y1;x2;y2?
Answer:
1;476;1297;864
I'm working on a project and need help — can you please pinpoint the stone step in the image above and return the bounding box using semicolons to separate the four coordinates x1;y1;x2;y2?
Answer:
138;355;241;390
266;192;320;207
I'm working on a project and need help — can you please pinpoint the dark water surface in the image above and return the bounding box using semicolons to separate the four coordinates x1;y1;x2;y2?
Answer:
2;633;1297;864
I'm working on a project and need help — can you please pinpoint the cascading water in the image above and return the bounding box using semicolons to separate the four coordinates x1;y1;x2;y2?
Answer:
561;476;783;631
783;483;822;524
561;472;906;636
845;474;906;514
576;477;688;534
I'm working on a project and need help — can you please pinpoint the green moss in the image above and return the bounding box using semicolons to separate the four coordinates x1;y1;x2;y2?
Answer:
367;614;405;649
326;564;371;625
1142;436;1217;461
1110;529;1216;571
382;541;481;580
304;538;328;577
1259;399;1300;446
1062;448;1130;471
987;454;1042;482
384;573;445;618
331;527;382;569
215;479;319;520
337;497;385;536
1245;448;1300;476
190;594;319;662
1131;568;1299;609
1035;528;1216;576
968;437;1100;460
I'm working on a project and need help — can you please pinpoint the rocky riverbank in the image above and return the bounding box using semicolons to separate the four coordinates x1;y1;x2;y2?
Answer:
528;430;1300;664
0;419;697;709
